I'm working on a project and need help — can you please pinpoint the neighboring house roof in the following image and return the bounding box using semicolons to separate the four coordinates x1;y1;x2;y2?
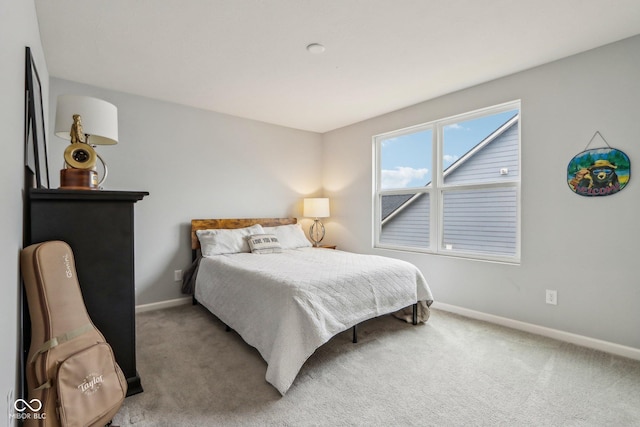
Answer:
381;113;519;223
381;194;414;220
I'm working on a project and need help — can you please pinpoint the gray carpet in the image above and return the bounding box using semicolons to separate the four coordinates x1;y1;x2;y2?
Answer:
112;304;640;426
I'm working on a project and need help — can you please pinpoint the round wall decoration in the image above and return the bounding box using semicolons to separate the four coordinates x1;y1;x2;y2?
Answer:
567;147;630;197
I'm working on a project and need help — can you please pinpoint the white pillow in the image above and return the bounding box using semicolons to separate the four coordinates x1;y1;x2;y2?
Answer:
263;224;312;249
247;234;282;254
196;224;264;256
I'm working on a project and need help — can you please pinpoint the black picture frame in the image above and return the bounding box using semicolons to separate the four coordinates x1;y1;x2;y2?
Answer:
24;48;36;188
25;46;49;189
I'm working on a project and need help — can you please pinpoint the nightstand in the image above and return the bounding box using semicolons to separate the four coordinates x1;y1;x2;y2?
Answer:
315;244;337;249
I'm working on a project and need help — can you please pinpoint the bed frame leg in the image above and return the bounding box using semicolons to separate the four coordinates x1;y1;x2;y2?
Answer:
412;303;418;325
352;324;358;343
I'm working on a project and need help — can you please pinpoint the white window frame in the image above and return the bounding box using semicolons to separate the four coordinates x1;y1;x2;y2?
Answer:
373;100;521;264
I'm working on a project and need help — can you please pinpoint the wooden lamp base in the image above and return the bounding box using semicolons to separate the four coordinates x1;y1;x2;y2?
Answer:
60;169;99;190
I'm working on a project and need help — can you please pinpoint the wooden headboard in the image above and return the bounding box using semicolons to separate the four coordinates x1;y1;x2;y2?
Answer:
191;217;297;251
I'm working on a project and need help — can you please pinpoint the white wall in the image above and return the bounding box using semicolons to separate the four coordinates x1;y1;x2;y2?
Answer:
49;78;323;305
323;35;640;350
0;0;49;420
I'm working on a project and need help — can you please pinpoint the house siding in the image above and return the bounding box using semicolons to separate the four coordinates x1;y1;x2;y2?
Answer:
442;187;517;255
445;122;519;185
380;193;429;247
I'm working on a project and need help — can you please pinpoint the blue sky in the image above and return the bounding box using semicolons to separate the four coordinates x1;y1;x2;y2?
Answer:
380;109;518;189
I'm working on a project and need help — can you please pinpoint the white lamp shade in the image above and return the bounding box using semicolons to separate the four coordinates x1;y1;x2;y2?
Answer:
54;95;118;145
303;198;330;218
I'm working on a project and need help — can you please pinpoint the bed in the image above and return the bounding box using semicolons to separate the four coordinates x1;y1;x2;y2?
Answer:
185;217;433;395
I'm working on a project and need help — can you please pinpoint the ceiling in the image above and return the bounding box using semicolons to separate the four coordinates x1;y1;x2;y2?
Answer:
35;1;640;133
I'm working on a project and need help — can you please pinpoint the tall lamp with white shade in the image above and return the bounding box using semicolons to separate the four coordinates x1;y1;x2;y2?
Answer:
54;95;118;190
303;198;330;247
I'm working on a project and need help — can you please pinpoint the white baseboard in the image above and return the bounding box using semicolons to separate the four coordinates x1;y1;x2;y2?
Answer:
135;296;192;314
432;301;640;361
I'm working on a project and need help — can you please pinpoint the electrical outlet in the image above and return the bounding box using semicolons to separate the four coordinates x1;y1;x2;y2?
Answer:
174;270;183;282
545;289;557;305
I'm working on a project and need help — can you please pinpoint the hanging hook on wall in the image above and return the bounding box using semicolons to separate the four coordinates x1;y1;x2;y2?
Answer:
584;130;611;151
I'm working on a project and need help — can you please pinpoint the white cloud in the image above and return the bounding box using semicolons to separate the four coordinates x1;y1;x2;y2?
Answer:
443;154;459;163
381;137;398;147
381;167;429;189
445;123;468;131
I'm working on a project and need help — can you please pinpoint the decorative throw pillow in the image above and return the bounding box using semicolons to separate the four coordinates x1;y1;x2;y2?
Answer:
247;234;282;254
262;224;312;249
196;224;264;256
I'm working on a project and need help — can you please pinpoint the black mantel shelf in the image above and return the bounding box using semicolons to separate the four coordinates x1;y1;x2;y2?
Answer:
29;188;149;201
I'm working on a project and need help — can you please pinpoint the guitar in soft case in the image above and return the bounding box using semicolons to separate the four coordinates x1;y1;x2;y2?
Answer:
21;241;127;427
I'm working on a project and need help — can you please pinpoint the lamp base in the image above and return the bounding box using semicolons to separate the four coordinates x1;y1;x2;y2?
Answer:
309;219;326;247
59;168;99;190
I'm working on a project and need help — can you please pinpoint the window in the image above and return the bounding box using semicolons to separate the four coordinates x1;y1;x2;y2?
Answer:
374;101;520;262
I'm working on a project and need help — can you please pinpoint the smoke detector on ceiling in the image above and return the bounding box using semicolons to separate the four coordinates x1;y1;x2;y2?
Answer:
306;43;325;54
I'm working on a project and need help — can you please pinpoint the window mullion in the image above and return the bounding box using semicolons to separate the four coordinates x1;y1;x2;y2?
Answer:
441;181;519;192
432;124;442;252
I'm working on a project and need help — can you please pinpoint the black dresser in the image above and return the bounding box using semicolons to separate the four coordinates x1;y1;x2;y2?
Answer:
24;188;148;396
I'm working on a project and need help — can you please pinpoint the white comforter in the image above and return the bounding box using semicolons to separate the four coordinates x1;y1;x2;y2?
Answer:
194;248;433;395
